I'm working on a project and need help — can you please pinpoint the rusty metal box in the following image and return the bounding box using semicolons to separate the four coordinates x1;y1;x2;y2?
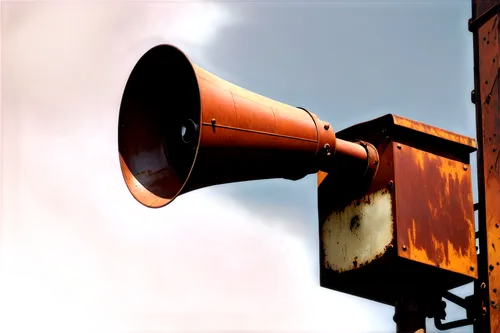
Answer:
318;114;477;306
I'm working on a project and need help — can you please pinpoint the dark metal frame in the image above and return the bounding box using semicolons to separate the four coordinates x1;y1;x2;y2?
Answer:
471;1;500;332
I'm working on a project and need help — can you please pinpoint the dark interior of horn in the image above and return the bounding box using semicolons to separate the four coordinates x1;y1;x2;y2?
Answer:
118;44;201;207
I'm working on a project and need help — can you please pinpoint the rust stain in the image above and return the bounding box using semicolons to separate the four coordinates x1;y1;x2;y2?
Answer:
406;219;475;274
394;143;476;278
410;148;470;197
393;115;477;149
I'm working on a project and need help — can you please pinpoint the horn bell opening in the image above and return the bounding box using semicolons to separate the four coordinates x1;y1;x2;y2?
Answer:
118;44;201;208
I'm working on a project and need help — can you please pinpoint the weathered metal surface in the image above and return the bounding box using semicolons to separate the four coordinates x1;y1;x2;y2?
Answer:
322;188;393;272
394;143;477;278
471;1;500;332
118;44;373;208
393;115;477;149
318;114;477;307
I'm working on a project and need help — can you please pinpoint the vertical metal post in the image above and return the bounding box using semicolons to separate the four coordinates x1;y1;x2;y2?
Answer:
395;317;425;333
394;290;427;333
471;1;500;333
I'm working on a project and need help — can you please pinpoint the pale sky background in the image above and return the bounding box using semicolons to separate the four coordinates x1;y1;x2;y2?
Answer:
0;1;477;333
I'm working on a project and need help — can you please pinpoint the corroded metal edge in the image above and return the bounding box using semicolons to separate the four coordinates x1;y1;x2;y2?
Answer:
472;1;500;332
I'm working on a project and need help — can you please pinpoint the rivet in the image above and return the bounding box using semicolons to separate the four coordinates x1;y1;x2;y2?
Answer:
402;245;407;251
496;223;499;228
374;160;379;165
470;266;475;271
494;288;498;293
397;144;402;149
324;143;331;150
387;180;394;189
464;165;468;171
481;282;487;289
483;307;488;315
211;118;216;125
490;265;495;271
324;123;330;130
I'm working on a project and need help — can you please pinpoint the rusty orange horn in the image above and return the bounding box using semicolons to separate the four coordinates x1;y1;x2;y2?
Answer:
118;44;377;208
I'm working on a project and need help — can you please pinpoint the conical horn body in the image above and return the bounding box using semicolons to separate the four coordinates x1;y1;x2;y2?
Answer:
118;44;363;208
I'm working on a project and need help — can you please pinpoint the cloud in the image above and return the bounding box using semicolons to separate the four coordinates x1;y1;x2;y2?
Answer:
0;2;392;333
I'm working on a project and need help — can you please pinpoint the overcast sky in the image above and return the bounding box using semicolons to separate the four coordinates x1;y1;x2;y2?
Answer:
1;1;477;333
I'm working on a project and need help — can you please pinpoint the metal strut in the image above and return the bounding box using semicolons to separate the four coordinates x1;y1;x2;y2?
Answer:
433;291;477;331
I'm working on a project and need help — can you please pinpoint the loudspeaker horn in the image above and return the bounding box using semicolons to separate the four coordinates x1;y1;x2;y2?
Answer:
118;44;374;208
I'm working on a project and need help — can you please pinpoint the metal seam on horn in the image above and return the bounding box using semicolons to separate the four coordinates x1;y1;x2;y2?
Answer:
296;106;321;152
201;122;318;143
